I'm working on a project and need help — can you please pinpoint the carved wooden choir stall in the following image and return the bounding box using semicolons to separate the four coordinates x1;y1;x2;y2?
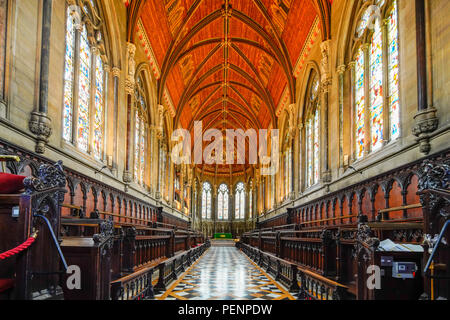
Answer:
0;140;208;300
238;150;450;300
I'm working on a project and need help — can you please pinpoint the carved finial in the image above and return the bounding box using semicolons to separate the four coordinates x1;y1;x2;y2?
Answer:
23;161;66;195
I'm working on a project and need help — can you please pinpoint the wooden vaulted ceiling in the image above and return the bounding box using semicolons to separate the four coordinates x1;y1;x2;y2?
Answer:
127;0;331;173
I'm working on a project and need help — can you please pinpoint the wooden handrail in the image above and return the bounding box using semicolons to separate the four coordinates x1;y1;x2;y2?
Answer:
62;203;154;225
62;204;201;236
299;214;358;225
98;210;152;224
62;203;82;210
111;265;155;285
135;235;171;241
297;266;349;289
378;203;422;214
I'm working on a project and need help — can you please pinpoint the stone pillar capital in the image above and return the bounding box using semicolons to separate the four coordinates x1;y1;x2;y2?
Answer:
412;108;439;154
29;112;53;154
337;65;346;75
112;67;121;78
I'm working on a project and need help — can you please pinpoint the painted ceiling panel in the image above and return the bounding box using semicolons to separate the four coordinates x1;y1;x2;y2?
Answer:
136;0;326;172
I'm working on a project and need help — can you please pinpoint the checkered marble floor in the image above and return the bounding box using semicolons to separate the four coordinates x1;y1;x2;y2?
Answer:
155;247;295;300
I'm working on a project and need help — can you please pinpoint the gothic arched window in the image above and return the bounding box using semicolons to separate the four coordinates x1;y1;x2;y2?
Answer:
353;0;401;159
134;74;148;185
235;182;245;220
63;2;107;161
201;182;212;219
218;183;229;220
355;47;366;159
159;141;168;198
305;73;320;187
284;143;292;199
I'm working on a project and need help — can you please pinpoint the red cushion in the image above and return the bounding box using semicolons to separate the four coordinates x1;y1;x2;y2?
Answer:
0;172;26;194
0;279;14;293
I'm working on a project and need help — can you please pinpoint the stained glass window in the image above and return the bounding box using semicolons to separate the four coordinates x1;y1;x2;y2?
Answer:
306;119;312;187
202;182;212;219
388;0;400;140
357;8;371;38
355;47;365;159
161;147;167;197
218;184;229;220
271;173;275;209
313;109;320;183
159;144;167;197
235;182;245;220
77;25;91;152
93;55;104;159
159;145;163;193
284;151;289;197
353;0;401;160
370;19;384;151
201;190;206;219
140;121;145;183
305;75;320;187
284;148;292;198
62;2;107;160
133;73;148;186
63;10;76;142
134;112;140;182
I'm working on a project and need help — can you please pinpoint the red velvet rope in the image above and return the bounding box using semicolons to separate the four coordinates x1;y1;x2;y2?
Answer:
0;231;38;260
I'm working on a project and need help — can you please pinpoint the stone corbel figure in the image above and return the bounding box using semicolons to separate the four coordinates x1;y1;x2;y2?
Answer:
125;43;136;94
320;40;331;84
157;104;166;139
287;104;296;139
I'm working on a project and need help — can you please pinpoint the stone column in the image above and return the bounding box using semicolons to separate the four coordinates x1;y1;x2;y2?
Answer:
412;0;438;154
123;43;136;185
337;65;346;175
29;0;53;154
111;67;121;175
320;40;332;183
297;123;304;194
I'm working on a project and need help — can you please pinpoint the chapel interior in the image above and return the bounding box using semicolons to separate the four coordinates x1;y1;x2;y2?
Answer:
0;0;449;301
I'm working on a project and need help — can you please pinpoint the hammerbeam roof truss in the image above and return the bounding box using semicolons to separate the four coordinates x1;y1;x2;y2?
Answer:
128;0;330;134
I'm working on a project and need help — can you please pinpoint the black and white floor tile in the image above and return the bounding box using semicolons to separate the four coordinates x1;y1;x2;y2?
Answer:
155;247;295;300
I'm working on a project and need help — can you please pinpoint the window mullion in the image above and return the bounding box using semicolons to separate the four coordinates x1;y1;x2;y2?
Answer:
72;28;81;146
382;17;391;144
88;49;96;155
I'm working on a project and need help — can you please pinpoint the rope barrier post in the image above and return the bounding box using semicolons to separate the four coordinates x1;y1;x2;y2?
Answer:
0;230;38;260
